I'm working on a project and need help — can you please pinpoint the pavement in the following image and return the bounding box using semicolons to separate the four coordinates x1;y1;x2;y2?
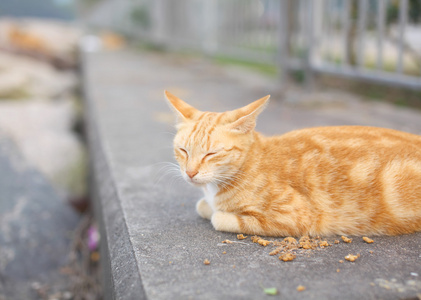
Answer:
83;48;421;300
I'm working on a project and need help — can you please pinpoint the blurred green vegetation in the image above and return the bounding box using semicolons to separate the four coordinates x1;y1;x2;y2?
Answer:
214;55;277;77
319;74;421;109
387;0;421;23
131;4;151;29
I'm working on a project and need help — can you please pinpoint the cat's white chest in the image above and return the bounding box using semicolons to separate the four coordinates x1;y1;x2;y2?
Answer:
203;183;219;210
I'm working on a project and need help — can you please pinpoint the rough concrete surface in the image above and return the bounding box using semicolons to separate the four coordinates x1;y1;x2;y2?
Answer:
83;49;421;300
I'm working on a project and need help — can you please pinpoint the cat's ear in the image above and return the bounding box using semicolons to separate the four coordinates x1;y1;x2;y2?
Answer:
228;95;270;133
165;90;199;121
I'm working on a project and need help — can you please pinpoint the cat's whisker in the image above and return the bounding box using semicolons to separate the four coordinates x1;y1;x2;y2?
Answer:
150;161;178;170
153;161;183;186
155;169;180;184
159;131;177;138
169;175;187;191
160;172;185;190
154;165;180;178
212;175;247;192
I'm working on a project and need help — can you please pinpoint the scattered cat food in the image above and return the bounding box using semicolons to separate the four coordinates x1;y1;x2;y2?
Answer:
222;239;233;244
222;251;227;254
269;248;282;256
301;243;312;249
251;236;271;246
203;259;210;265
279;253;296;262
270;236;297;255
341;236;352;243
337;269;340;273
237;234;247;240
345;254;360;262
319;241;330;247
251;236;260;243
284;237;297;244
299;235;310;241
262;287;278;295
270;235;335;259
369;250;374;254
259;239;271;246
363;237;374;244
296;285;306;292
245;234;371;264
298;236;318;249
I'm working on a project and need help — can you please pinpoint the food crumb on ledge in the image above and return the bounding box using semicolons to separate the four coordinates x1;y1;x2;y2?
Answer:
237;234;247;240
251;236;271;246
341;236;352;243
319;241;330;247
296;285;306;292
258;239;271;246
284;237;297;244
345;254;360;262
279;253;296;262
362;237;374;244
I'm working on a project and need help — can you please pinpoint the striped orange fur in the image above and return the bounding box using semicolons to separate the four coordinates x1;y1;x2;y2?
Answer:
165;91;421;237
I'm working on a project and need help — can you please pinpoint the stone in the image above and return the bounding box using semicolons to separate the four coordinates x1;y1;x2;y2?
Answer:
0;51;77;99
0;100;86;199
0;18;81;68
0;134;80;299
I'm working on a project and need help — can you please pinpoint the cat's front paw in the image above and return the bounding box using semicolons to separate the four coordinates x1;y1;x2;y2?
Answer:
211;211;241;233
196;199;213;220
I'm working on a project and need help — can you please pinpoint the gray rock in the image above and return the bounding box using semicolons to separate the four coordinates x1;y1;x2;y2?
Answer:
0;134;80;300
0;19;81;68
0;100;87;199
0;52;77;99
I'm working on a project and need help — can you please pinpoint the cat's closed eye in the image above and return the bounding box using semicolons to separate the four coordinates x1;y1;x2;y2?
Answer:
178;147;188;156
203;152;217;161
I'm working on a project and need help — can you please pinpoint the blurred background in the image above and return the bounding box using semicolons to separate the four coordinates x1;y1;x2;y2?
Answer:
0;0;420;300
79;0;421;92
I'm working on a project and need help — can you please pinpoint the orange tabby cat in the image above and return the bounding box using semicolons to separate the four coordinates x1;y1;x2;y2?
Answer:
165;91;421;237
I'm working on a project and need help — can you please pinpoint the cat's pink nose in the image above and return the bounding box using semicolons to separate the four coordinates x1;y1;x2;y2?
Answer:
186;170;198;179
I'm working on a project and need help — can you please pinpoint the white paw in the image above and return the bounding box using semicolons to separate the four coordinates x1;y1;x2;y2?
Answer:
211;211;241;233
196;198;213;220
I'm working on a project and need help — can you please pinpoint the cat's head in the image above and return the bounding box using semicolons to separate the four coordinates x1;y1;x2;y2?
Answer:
165;91;269;187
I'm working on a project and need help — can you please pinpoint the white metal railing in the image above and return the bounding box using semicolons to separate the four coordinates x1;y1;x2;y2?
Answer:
81;0;421;90
306;0;421;90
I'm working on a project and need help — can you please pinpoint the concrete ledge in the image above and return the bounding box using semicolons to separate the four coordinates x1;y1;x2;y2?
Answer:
82;49;421;300
82;53;147;300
